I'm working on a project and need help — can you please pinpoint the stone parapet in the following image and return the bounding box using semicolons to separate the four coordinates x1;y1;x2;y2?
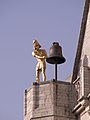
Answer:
24;80;77;120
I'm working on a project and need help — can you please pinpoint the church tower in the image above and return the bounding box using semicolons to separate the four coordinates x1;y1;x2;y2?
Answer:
24;0;90;120
72;0;90;119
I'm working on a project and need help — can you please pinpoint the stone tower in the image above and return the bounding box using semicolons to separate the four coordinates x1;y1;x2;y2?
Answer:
72;0;90;119
24;0;90;120
24;81;77;120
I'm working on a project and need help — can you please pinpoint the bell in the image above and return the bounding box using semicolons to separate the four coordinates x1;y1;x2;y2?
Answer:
46;42;66;64
46;42;66;80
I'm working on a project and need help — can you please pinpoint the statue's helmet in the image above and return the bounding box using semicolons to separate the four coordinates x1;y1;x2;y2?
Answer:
33;40;41;48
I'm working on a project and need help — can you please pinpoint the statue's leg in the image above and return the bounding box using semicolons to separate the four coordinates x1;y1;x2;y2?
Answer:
42;68;46;82
36;69;40;83
36;62;40;83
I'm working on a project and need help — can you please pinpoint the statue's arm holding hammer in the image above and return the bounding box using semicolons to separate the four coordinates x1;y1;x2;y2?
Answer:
32;51;46;59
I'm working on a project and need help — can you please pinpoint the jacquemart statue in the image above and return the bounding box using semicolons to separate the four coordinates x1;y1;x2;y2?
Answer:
32;40;47;83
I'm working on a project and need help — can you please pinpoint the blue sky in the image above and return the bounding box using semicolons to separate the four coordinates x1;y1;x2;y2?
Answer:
0;0;84;120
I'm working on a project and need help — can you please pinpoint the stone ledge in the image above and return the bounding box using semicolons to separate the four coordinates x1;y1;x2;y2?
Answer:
33;79;71;86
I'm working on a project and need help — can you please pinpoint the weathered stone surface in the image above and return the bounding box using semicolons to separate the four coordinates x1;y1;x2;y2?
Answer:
24;80;77;120
81;4;90;67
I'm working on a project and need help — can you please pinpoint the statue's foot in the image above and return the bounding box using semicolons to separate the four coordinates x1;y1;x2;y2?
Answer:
43;79;46;82
36;79;40;83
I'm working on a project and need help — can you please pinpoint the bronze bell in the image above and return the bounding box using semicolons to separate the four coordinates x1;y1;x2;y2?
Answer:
46;42;66;80
46;42;66;64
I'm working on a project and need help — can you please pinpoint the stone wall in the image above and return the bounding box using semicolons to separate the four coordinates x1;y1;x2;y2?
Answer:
24;80;77;120
81;3;90;67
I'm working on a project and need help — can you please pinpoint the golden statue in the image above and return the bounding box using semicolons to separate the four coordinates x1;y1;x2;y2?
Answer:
32;40;47;83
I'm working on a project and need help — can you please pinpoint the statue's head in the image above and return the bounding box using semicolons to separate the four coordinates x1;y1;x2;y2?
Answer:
33;40;41;50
